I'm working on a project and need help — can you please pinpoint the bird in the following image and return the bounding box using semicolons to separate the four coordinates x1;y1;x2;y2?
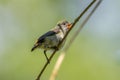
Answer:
31;20;72;63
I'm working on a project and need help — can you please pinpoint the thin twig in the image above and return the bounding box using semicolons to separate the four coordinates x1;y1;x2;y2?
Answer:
35;0;96;80
49;0;102;80
64;0;102;51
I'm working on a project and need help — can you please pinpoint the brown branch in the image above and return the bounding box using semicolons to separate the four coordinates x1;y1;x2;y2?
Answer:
35;0;96;80
64;0;102;51
49;0;102;80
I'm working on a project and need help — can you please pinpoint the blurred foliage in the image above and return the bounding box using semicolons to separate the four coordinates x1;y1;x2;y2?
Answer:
0;0;120;80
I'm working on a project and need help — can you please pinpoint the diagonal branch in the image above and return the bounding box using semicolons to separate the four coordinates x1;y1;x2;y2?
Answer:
49;0;102;80
35;0;96;80
64;0;102;51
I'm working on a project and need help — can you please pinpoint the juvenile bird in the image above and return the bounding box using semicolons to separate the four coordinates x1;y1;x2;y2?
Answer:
31;20;72;63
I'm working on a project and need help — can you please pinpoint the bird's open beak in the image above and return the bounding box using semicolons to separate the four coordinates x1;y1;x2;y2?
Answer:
67;23;72;29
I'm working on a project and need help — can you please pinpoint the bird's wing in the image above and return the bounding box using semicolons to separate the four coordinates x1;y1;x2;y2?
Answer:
37;30;58;43
31;29;59;51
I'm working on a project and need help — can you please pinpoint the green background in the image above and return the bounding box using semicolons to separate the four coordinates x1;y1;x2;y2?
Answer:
0;0;120;80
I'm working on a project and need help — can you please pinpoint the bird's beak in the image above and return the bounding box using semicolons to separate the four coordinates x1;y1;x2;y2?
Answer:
67;23;72;29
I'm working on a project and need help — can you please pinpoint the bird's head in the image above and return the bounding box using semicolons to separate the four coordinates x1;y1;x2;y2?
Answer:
57;20;72;32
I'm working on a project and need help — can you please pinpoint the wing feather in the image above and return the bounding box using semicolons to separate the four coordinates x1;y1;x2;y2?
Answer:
37;31;57;43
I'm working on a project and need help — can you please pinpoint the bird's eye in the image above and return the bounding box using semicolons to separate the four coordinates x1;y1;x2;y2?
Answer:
63;22;66;25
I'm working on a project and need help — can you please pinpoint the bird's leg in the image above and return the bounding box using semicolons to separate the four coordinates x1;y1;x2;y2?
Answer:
44;50;50;64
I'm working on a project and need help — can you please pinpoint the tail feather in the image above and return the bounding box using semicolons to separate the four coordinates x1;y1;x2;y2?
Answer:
31;42;42;52
31;46;37;52
31;43;40;52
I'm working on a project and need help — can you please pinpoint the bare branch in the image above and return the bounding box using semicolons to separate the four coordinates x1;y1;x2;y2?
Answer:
49;0;102;80
35;0;97;80
65;0;102;51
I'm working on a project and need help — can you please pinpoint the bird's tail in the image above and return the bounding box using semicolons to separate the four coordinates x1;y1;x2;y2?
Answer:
31;43;40;52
